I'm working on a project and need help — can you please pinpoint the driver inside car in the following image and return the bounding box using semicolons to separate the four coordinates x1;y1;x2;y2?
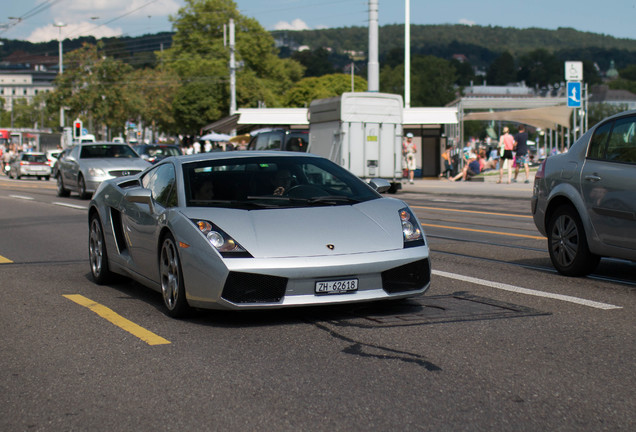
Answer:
272;169;293;196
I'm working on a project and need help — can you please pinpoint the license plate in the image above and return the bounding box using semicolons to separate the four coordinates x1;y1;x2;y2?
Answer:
315;278;358;294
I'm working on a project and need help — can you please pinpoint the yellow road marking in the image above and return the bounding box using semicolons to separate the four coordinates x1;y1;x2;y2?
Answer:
63;294;171;345
0;255;13;263
421;223;545;240
412;205;533;219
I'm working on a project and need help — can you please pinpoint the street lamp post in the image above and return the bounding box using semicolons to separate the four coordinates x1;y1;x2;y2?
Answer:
54;22;66;129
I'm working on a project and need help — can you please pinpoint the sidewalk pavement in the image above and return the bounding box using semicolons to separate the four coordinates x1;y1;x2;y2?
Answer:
398;172;535;200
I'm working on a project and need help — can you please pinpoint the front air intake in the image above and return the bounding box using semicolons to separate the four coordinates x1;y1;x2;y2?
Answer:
381;259;431;293
221;272;287;303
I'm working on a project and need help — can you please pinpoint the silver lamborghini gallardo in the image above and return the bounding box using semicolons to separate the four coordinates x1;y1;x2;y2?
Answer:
88;152;431;317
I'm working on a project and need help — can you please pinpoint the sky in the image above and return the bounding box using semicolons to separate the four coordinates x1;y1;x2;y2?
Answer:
1;0;636;43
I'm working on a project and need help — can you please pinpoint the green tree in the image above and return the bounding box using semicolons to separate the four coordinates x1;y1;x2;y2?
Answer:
47;43;133;137
517;49;561;87
291;48;336;77
284;74;367;107
486;51;516;85
124;67;179;138
164;0;304;133
381;55;457;106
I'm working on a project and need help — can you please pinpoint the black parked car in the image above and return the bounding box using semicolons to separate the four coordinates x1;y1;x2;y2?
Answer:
247;129;309;152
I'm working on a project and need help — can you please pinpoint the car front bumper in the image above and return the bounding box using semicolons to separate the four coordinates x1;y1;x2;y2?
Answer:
182;246;431;310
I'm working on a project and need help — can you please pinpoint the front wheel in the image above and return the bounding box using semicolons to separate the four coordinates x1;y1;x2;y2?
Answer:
159;234;191;318
547;205;600;276
78;175;90;200
89;214;114;284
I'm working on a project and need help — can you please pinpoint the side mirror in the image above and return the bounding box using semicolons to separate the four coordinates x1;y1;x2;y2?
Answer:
125;188;154;212
368;178;391;194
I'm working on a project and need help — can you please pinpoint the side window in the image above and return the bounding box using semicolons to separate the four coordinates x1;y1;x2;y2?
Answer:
70;146;80;160
285;134;308;152
267;132;283;150
606;116;636;163
142;164;177;208
255;133;270;151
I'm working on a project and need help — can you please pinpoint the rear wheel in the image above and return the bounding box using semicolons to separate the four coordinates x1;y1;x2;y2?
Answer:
159;234;191;318
547;205;600;276
56;174;70;197
89;214;114;284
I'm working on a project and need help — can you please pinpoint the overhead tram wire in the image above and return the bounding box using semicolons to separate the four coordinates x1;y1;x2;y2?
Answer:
64;0;161;40
0;0;64;35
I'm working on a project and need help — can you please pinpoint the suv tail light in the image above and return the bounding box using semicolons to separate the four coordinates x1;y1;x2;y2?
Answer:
535;159;546;180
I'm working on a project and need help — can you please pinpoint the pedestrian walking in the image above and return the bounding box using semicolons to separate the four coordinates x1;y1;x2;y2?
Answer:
497;127;514;184
403;132;417;184
513;125;530;183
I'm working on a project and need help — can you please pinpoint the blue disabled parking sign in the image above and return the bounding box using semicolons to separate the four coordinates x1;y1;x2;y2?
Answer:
567;82;582;107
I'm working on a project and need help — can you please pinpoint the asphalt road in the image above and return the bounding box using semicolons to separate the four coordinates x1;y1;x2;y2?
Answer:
1;176;634;431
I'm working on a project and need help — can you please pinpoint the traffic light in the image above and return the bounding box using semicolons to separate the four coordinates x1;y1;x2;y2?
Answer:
73;119;83;140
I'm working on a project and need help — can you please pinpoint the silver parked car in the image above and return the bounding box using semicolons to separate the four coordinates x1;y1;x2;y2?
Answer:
8;152;51;180
88;152;431;317
56;142;151;199
532;110;636;276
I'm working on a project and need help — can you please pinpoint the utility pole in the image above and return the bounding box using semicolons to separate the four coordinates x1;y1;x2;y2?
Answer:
54;22;67;129
404;0;411;107
229;19;237;115
367;0;379;92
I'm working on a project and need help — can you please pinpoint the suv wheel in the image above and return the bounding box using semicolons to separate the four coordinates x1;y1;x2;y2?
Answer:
547;205;600;276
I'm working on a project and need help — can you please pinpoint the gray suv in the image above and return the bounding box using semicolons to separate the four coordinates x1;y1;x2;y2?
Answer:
532;111;636;276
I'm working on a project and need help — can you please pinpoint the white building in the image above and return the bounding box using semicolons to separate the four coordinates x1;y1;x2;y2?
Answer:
0;70;56;111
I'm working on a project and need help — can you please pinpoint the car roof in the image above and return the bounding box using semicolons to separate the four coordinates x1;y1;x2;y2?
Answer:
168;150;320;165
77;142;131;147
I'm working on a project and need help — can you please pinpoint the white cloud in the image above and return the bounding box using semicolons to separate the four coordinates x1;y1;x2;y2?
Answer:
27;23;123;43
273;18;310;31
459;18;476;26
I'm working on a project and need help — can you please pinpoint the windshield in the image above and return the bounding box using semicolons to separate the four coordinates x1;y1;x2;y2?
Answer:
23;154;48;163
142;146;181;158
184;156;380;209
80;144;139;159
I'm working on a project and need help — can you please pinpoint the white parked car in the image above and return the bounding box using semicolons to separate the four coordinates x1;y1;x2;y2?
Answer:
8;152;51;180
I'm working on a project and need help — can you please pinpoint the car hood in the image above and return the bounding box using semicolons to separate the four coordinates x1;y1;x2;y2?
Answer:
80;158;150;171
181;199;408;258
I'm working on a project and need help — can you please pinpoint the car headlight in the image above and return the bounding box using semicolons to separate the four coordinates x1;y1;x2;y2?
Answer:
192;220;252;257
399;207;425;247
88;167;108;177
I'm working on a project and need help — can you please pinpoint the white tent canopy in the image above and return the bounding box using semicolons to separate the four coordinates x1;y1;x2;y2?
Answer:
200;132;232;141
463;105;573;130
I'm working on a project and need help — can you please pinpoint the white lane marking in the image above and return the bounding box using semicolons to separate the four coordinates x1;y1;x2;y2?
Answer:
433;270;622;310
53;202;88;210
9;194;34;200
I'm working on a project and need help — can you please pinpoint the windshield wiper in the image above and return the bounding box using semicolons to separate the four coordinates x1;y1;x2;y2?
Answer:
307;196;362;205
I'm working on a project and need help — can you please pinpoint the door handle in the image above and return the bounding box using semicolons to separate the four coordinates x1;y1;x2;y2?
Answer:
584;174;601;182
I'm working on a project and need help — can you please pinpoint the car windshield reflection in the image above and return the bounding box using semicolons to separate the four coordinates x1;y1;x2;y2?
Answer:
184;156;379;209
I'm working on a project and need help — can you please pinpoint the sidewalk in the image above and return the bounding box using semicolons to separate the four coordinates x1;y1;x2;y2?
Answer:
398;172;535;200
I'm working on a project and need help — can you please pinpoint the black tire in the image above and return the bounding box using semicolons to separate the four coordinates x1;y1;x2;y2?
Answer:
78;175;90;200
56;174;70;197
89;214;114;284
547;205;600;276
44;176;50;181
159;234;191;318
